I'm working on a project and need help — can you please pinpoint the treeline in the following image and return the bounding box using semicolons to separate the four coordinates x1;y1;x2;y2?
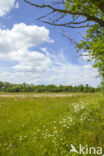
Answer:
0;81;100;93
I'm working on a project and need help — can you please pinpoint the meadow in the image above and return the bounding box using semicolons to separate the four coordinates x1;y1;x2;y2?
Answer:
0;93;104;156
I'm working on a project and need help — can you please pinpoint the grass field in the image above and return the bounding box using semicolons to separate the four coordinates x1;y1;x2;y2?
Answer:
0;93;104;156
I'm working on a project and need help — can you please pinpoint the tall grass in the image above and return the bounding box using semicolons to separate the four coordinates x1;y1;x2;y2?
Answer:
0;93;104;155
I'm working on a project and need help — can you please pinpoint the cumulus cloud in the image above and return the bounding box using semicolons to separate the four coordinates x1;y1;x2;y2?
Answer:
12;49;52;74
41;53;101;87
0;23;54;82
0;0;17;17
0;23;53;58
0;23;101;86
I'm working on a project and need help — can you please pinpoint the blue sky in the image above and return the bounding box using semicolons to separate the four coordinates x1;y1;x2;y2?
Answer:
0;0;101;86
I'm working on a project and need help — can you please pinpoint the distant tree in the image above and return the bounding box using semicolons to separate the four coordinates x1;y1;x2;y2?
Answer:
0;81;97;93
34;85;46;93
46;84;58;92
0;81;4;91
78;85;84;92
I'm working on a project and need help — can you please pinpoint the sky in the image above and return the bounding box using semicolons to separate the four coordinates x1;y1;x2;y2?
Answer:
0;0;101;87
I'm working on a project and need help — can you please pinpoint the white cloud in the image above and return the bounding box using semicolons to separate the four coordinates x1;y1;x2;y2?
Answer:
12;49;52;74
41;53;101;87
0;23;101;87
0;23;54;82
0;23;53;58
0;0;16;16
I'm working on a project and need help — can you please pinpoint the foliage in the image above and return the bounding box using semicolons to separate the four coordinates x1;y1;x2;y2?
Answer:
77;25;104;83
0;81;98;93
65;0;104;24
65;0;104;84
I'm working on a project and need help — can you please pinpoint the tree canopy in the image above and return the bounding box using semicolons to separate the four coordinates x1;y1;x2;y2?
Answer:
0;81;98;93
24;0;104;89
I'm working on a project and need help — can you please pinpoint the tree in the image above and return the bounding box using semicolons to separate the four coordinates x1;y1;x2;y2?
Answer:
24;0;104;28
77;25;104;83
46;84;58;92
24;0;104;88
0;81;4;91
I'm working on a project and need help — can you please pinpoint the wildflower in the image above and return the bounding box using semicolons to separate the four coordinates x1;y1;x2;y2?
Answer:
60;138;63;141
59;121;62;124
19;136;23;141
54;130;57;134
43;136;46;139
63;124;67;127
70;118;73;122
24;136;27;138
67;126;70;129
63;119;66;121
9;144;12;147
54;121;56;124
43;125;46;128
37;129;40;132
52;140;55;143
4;143;7;146
42;133;44;136
6;147;9;150
33;132;36;135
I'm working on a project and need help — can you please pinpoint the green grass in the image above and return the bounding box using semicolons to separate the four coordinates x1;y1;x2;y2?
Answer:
0;93;104;156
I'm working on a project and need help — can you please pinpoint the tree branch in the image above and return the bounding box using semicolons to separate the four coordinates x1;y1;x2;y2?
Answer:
24;0;104;27
42;21;92;28
37;10;55;20
62;30;78;45
76;53;92;57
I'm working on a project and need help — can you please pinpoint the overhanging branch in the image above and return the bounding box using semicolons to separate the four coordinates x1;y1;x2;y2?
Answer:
24;0;104;27
62;30;78;45
42;21;92;28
